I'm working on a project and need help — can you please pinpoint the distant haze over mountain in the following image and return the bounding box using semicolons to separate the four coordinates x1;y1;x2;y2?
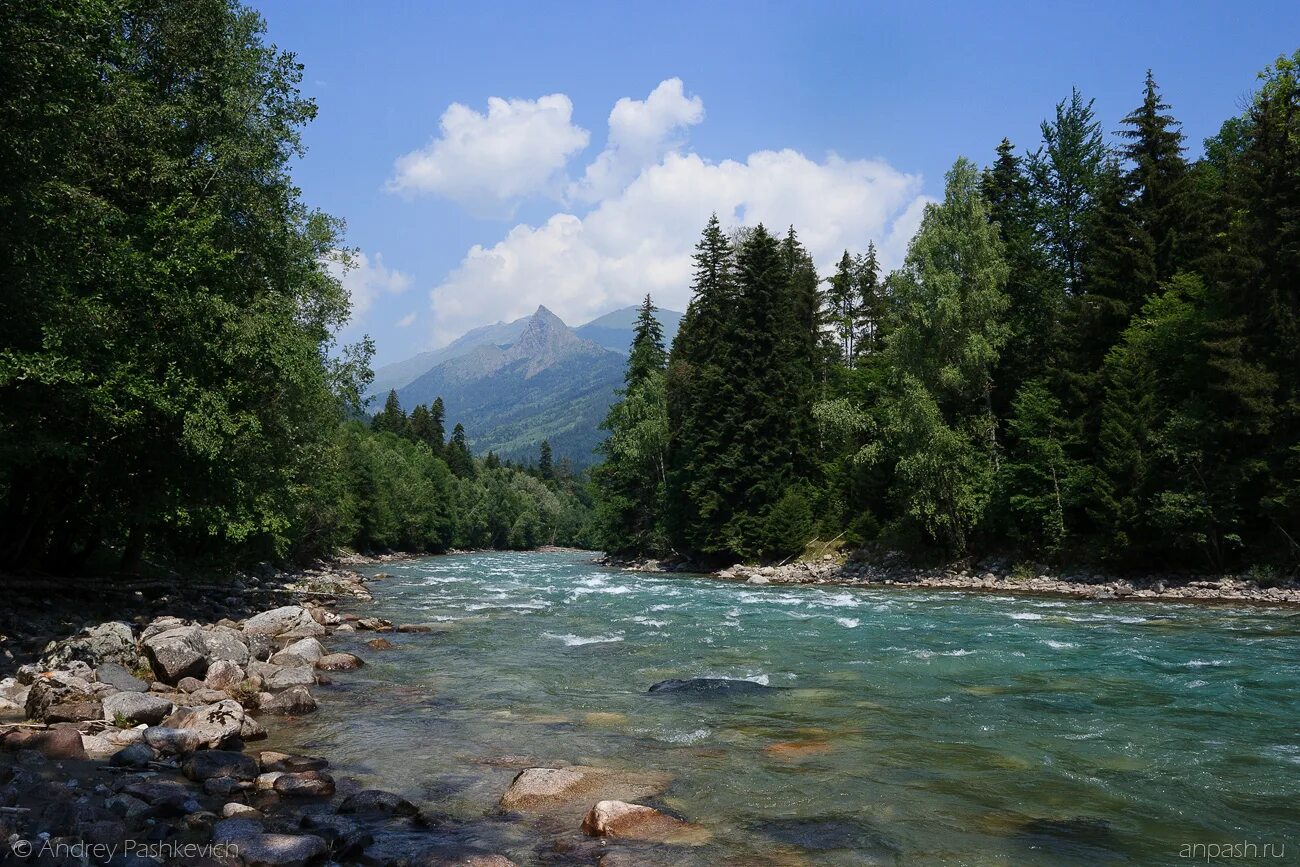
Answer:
368;304;682;467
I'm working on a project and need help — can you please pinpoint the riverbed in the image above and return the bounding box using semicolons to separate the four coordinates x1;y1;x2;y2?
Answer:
262;550;1300;865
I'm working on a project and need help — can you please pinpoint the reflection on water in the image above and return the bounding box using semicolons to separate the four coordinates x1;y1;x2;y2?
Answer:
262;551;1300;865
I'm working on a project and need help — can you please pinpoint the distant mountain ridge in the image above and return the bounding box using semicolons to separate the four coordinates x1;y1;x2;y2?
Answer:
378;304;681;467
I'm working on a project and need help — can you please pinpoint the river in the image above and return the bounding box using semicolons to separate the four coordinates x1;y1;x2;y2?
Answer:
262;550;1300;865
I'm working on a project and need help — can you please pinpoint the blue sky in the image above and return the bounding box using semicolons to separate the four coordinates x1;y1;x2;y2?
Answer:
259;0;1299;367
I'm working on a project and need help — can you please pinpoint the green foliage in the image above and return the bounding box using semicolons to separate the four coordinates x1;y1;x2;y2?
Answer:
872;158;1010;552
0;0;359;570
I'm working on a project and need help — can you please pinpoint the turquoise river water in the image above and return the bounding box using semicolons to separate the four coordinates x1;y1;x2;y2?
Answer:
263;551;1300;865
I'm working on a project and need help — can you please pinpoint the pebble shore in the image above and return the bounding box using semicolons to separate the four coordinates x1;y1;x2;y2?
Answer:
607;551;1300;605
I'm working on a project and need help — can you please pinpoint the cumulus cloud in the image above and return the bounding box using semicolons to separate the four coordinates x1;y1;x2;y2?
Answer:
324;250;412;322
429;148;932;345
396;312;417;328
387;94;589;210
568;78;704;203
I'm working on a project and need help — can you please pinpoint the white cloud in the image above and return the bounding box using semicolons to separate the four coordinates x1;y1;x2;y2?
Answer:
568;78;704;203
429;147;932;344
324;250;412;321
396;312;417;328
387;94;589;210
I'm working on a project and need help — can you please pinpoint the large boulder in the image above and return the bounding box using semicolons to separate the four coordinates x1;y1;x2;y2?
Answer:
96;662;148;693
581;800;711;844
259;686;316;716
200;626;250;666
102;691;174;726
270;637;325;667
263;665;315;692
164;699;245;748
243;606;321;638
40;621;137;669
24;672;95;722
142;625;208;684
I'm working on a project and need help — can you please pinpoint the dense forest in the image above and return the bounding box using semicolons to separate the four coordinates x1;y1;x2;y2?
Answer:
596;57;1300;573
0;0;590;574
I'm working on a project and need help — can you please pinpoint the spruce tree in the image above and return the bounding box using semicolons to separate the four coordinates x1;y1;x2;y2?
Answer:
429;397;446;457
372;390;408;436
626;294;667;386
445;423;475;478
666;215;737;554
854;242;884;358
538;439;554;480
1028;88;1107;295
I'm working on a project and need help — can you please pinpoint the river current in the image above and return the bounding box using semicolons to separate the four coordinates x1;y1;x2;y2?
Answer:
262;550;1300;865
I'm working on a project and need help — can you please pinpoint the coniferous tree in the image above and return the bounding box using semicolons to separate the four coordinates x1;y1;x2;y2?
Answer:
445;423;475;478
429;397;447;457
372;390;408;436
826;251;859;364
626;295;667;385
538;440;554;480
666;215;737;554
1029;88;1107;295
854;242;885;358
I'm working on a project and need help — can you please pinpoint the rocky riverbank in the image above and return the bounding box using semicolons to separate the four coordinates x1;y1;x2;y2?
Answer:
606;551;1300;605
0;557;730;866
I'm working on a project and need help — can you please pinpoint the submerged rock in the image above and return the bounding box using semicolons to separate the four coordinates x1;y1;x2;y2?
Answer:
647;678;776;697
499;766;671;812
316;652;365;671
581;800;711;844
338;788;420;817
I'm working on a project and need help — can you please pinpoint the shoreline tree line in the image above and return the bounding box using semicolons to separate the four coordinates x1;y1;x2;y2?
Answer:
596;56;1300;573
0;0;590;575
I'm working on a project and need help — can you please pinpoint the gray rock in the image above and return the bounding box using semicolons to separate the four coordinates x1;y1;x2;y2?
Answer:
164;699;245;748
184;749;259;782
176;676;206;693
259;686;316;716
264;665;315;692
142;726;206;755
109;742;158;768
24;672;94;722
648;677;777;697
140;616;186;642
243;606;318;637
142;626;208;684
270;637;325;667
237;833;328;866
96;662;149;693
103;691;174;726
204;659;245;691
41;621;137;669
200;625;250;665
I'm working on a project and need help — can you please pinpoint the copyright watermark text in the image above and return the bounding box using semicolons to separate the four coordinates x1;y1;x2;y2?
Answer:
9;838;239;860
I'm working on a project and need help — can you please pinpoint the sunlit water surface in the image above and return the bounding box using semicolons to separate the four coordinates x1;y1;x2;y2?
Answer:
262;551;1300;865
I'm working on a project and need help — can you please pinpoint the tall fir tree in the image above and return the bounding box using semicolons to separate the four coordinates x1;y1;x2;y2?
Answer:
372;390;408;436
1029;88;1107;295
428;397;446;457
